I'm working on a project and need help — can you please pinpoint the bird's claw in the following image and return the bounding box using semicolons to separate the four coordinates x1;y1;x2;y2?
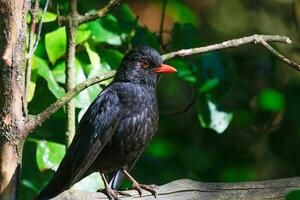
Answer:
132;181;158;198
98;188;131;200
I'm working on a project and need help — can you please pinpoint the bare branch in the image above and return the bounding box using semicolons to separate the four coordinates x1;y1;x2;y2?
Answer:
162;34;292;60
78;0;121;25
25;71;116;133
65;0;78;146
25;34;298;134
27;0;50;58
24;0;40;114
258;39;300;71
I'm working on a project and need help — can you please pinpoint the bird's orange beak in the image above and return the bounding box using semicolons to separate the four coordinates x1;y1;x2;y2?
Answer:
153;64;177;73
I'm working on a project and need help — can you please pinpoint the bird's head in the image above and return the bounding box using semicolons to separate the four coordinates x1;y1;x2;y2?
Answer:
114;46;176;85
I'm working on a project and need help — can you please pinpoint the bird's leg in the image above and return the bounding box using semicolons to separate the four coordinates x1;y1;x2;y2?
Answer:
99;173;120;200
98;173;131;200
122;169;158;197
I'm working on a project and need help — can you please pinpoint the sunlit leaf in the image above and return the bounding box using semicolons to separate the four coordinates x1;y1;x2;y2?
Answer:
52;61;66;84
28;81;36;102
73;173;103;191
45;27;66;64
36;140;66;172
197;95;233;134
258;89;285;112
39;11;57;23
45;27;91;64
33;55;65;98
84;43;101;72
80;19;122;45
76;29;91;45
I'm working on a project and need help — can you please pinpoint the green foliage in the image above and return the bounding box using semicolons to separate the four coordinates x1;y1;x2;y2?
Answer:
285;189;300;200
32;55;65;98
258;89;285;112
36;140;66;172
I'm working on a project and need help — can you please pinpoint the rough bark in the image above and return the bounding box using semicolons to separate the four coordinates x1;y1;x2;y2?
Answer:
0;0;29;199
52;178;300;200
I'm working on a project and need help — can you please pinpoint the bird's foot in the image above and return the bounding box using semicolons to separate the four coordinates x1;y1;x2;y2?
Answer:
97;188;131;200
132;181;158;198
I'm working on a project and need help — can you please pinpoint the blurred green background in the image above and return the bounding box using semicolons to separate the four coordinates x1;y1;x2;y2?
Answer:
20;0;300;199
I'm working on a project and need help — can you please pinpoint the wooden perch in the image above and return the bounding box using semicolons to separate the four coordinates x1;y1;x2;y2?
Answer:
51;177;300;200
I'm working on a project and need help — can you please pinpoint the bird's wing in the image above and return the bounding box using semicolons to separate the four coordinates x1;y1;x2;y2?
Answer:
36;89;122;199
55;89;121;185
69;89;122;184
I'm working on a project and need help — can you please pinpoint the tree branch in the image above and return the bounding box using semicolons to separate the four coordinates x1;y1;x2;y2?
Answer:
77;0;121;25
64;0;78;146
161;34;292;60
24;0;40;114
25;34;298;134
51;178;300;200
258;39;300;71
25;71;115;133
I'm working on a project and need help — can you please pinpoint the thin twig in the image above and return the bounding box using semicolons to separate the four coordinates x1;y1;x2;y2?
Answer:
25;34;298;134
24;0;39;114
162;34;292;60
257;39;300;71
27;0;50;58
25;71;116;133
78;0;121;25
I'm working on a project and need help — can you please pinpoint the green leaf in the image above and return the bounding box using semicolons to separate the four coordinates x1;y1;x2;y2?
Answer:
45;27;91;64
198;78;220;93
99;49;124;69
45;27;66;64
39;11;57;23
73;173;103;192
286;189;300;200
81;19;122;45
74;58;102;109
84;43;101;72
33;55;65;98
119;4;136;22
21;180;39;192
28;81;36;102
167;59;196;84
52;61;66;84
197;95;233;134
76;29;91;45
258;89;285;112
36;140;66;172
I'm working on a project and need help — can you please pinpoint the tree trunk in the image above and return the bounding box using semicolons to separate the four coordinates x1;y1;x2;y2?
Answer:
0;0;29;199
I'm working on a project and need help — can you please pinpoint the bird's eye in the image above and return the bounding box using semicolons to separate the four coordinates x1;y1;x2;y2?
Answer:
141;60;149;68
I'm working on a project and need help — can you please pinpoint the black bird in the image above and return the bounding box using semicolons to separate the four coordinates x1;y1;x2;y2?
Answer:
36;46;176;200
